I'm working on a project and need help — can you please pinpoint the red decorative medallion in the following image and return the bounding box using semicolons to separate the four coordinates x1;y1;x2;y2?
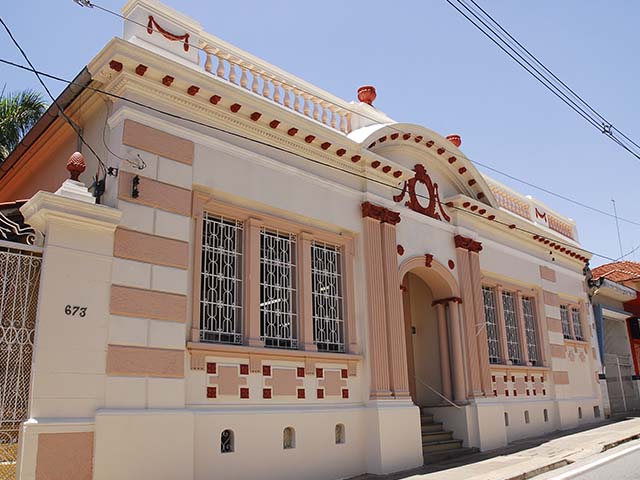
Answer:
393;164;451;222
147;15;190;52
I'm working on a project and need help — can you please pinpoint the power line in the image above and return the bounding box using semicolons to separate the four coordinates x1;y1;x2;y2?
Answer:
0;16;107;178
446;0;640;163
0;57;620;263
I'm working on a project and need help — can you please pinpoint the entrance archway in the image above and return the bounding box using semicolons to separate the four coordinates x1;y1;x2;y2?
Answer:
400;256;462;406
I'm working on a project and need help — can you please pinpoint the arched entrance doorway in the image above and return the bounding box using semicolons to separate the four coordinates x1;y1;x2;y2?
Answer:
400;257;464;406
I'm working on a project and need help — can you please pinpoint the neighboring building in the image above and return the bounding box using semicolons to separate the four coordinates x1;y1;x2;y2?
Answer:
591;262;640;416
0;1;603;479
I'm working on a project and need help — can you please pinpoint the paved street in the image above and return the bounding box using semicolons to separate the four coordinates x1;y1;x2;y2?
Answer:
537;438;640;480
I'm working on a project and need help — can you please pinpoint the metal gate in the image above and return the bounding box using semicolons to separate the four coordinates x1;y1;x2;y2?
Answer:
0;242;42;480
604;352;640;415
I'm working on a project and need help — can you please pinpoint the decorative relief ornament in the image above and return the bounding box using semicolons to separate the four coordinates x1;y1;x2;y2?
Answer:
147;15;190;52
453;234;483;253
393;164;451;222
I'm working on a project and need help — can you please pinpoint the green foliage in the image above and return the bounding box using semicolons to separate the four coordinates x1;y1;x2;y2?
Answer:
0;89;47;162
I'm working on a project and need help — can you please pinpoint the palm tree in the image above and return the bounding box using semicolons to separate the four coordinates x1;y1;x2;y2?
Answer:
0;89;47;162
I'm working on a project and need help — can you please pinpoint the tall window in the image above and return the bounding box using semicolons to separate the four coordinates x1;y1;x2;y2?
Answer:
571;307;584;341
502;291;522;364
560;305;572;339
482;286;501;363
522;296;539;365
200;213;243;344
260;228;298;349
311;241;345;352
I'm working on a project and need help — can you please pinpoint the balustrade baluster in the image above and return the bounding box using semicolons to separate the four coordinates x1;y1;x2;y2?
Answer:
303;94;311;117
293;90;303;113
344;112;352;133
240;65;249;89
204;48;213;73
273;81;281;104
250;67;260;94
228;60;237;84
312;99;321;121
283;85;292;108
216;54;225;79
262;74;271;99
321;102;329;125
329;105;337;129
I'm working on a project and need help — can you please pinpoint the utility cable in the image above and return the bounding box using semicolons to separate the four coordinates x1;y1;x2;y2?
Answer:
0;57;621;263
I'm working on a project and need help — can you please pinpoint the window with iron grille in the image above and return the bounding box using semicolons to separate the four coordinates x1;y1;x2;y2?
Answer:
482;286;501;363
522;296;539;365
502;291;522;364
560;305;572;339
571;307;584;340
260;228;298;349
200;213;243;344
311;241;345;352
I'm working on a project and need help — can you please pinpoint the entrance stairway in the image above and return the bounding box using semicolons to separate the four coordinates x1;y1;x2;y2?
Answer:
421;408;477;463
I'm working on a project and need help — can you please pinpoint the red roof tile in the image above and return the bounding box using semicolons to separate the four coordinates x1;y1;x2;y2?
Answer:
592;261;640;283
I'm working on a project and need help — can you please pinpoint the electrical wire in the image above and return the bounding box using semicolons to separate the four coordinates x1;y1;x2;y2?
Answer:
447;0;640;163
0;58;622;263
0;16;108;178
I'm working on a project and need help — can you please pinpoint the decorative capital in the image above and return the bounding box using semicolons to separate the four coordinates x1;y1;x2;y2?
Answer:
425;253;433;268
432;296;463;306
454;234;483;253
361;201;401;225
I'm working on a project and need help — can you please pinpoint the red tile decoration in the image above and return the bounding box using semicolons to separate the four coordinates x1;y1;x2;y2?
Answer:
316;368;324;378
297;388;305;399
250;112;262;121
351;155;361;163
262;365;271;377
297;367;305;378
269;120;280;128
230;103;242;113
448;260;455;270
187;85;200;96
209;95;221;105
263;388;272;399
426;140;434;147
135;64;148;76
162;75;174;86
305;135;315;143
207;386;217;398
317;389;325;399
321;142;331;150
371;161;381;168
336;148;346;156
342;389;349;399
240;387;249;399
341;369;348;379
287;128;298;136
109;60;123;72
207;362;216;374
240;364;249;375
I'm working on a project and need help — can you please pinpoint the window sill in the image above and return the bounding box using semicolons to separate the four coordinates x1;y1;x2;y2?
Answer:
187;341;362;375
489;364;550;372
565;339;589;347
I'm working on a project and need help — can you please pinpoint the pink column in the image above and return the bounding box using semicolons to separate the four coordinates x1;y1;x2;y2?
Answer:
448;301;466;402
362;215;392;398
455;245;482;396
469;250;492;393
381;222;410;398
435;303;452;400
344;239;359;354
245;217;263;347
298;232;317;351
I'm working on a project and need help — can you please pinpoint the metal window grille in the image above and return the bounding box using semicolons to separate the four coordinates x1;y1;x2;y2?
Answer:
482;286;501;363
0;246;41;480
522;296;539;365
311;241;345;352
560;305;572;339
502;291;522;364
200;213;243;344
260;228;298;349
220;429;234;453
283;427;295;449
571;307;584;341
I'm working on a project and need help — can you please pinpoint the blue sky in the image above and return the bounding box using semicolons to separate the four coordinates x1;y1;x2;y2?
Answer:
1;1;639;267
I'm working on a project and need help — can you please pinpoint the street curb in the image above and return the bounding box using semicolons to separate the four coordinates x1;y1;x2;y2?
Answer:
601;433;640;452
504;460;572;480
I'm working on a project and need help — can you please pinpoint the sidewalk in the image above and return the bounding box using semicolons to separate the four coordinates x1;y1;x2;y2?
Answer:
361;416;640;480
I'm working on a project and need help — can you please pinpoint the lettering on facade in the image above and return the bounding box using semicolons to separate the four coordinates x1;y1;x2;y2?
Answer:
535;208;548;223
393;164;451;222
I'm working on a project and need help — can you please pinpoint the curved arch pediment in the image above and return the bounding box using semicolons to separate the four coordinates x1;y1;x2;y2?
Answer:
349;123;498;209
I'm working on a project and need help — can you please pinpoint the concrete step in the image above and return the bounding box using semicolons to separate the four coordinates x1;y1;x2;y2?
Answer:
420;413;434;423
423;446;479;464
421;421;444;433
422;438;463;453
422;430;453;442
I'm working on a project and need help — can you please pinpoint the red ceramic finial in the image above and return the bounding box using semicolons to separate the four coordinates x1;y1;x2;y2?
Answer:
67;152;86;181
357;85;377;106
446;134;462;148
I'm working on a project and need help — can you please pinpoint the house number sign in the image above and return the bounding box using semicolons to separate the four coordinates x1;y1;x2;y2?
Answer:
64;305;87;317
